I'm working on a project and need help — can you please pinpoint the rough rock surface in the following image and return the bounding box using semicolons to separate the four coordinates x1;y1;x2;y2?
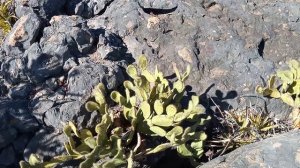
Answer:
199;130;300;168
0;0;299;167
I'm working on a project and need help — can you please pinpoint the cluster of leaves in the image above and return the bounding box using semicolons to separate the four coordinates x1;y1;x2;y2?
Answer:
256;59;300;127
205;106;289;160
20;56;210;168
0;0;16;37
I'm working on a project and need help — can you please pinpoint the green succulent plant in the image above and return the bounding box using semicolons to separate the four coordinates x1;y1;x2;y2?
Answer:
20;55;210;167
256;59;300;128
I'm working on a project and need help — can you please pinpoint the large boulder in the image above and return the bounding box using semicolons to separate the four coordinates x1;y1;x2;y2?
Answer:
199;130;300;168
88;0;300;119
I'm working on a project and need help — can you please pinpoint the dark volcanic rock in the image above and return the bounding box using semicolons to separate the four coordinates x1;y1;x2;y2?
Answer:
199;130;300;168
66;0;114;18
3;13;42;57
13;134;30;155
0;99;39;134
33;63;124;130
24;129;67;161
138;0;178;10
87;0;300;119
1;57;27;85
97;30;128;61
0;145;16;166
15;0;67;20
0;0;300;166
25;42;64;83
8;83;33;99
66;63;124;101
23;15;94;83
41;15;94;55
0;128;17;149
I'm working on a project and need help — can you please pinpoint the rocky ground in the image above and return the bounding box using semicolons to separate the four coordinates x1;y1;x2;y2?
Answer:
0;0;300;167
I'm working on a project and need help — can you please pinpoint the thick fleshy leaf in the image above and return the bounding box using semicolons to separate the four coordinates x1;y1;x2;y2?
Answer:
85;101;100;112
124;81;135;90
94;83;107;95
174;80;184;92
146;143;172;154
152;115;173;127
255;86;264;94
269;88;281;98
102;159;127;168
268;75;276;88
166;104;177;116
295;96;300;108
281;93;295;107
138;55;148;70
80;129;93;139
166;126;183;140
277;70;294;84
84;137;97;149
68;121;80;137
177;144;193;157
28;154;41;165
173;112;188;123
141;101;151;119
127;65;138;79
150;126;167;136
111;91;126;105
154;100;164;115
142;70;156;82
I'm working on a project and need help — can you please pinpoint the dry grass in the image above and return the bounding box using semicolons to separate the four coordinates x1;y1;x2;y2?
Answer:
0;0;17;41
204;101;293;161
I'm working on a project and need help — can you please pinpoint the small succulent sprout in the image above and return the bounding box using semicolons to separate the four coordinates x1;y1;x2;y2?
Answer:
151;115;173;127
